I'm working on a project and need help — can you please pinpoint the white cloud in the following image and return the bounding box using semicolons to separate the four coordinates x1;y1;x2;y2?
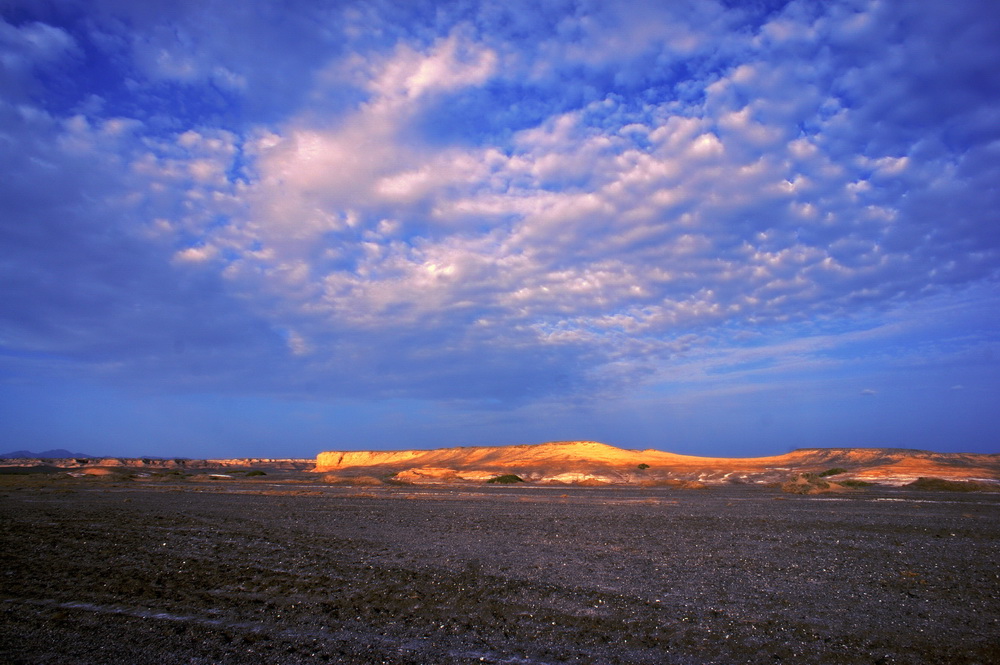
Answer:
535;0;732;69
173;3;990;392
0;19;76;69
5;0;998;407
368;31;497;101
173;245;218;263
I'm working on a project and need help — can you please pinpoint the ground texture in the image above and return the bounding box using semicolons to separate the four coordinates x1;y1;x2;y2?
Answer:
1;480;998;664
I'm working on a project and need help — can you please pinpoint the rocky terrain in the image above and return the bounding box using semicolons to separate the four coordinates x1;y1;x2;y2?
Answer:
1;477;998;664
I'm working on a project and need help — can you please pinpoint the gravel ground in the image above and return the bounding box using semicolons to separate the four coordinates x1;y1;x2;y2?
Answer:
1;480;998;664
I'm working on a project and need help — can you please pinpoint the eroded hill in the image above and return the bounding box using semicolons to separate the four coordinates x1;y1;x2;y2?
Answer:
316;441;1000;487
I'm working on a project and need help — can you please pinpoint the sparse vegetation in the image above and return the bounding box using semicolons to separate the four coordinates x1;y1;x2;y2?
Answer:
487;474;524;484
782;473;832;494
905;477;1000;492
246;470;267;477
637;463;650;470
782;477;828;494
783;471;871;493
818;468;848;477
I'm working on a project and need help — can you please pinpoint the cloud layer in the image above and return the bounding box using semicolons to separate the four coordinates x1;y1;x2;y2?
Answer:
2;0;998;454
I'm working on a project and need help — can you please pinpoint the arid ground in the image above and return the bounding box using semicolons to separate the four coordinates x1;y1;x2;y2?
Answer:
2;477;998;664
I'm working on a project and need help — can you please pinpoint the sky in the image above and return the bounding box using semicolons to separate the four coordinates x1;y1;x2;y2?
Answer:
1;0;999;459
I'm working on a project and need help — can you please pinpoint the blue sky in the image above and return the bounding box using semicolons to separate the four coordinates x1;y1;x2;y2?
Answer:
1;0;998;458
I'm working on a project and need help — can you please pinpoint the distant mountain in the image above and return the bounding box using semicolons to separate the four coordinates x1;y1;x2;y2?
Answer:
0;449;96;459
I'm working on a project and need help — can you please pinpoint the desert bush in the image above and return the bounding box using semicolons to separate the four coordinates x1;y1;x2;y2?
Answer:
637;463;650;470
781;473;833;494
246;470;267;477
905;477;999;492
487;474;524;484
819;468;848;477
838;479;872;488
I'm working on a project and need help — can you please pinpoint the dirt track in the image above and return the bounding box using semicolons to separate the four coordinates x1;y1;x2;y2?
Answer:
1;480;998;664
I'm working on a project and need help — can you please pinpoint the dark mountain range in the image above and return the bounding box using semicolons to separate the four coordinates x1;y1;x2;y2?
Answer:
0;449;96;459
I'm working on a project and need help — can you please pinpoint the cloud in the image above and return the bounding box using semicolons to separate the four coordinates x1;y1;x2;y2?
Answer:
0;18;75;65
0;17;77;105
860;388;876;396
2;0;999;412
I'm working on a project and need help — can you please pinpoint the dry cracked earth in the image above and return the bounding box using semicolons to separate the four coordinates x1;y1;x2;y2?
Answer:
1;479;998;664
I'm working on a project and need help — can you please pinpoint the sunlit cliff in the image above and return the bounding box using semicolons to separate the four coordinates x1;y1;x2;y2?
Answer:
316;441;1000;486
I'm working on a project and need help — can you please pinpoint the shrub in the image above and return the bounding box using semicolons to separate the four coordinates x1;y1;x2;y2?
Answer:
487;474;525;484
781;473;833;494
905;477;998;492
246;470;267;477
637;463;650;470
839;479;872;488
819;468;848;477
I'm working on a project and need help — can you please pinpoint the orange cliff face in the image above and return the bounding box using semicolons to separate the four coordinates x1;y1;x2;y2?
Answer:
314;441;1000;486
317;441;696;473
316;449;428;470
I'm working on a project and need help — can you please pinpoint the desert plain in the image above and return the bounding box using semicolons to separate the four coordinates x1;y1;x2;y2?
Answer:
1;442;999;664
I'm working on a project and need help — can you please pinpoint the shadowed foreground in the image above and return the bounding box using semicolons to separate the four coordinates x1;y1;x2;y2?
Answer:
1;482;998;664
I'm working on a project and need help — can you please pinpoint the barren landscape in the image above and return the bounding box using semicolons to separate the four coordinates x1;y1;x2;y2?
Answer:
6;0;1000;661
1;446;999;664
6;441;1000;489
